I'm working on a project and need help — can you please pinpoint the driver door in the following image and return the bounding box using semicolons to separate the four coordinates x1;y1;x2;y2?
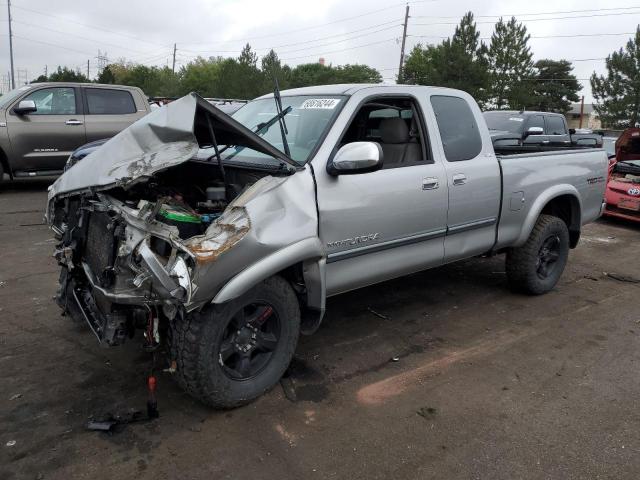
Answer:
6;86;85;172
314;93;448;296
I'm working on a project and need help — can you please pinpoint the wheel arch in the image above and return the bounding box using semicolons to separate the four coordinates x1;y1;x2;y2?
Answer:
516;185;582;248
211;237;326;335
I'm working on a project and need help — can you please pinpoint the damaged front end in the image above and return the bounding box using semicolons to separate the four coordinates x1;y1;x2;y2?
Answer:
47;93;313;347
51;190;251;346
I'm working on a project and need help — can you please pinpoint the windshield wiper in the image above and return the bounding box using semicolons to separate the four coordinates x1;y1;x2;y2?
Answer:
215;104;292;157
254;105;292;135
618;160;640;169
272;77;291;157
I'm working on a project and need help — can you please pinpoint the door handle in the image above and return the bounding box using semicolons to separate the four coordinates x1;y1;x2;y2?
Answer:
422;177;439;190
65;119;83;125
452;174;467;186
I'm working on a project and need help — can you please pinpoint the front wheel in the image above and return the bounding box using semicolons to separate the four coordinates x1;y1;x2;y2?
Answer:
170;276;300;408
506;214;570;295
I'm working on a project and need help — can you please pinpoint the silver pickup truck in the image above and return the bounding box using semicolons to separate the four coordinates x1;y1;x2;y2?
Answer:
46;84;608;408
0;82;149;180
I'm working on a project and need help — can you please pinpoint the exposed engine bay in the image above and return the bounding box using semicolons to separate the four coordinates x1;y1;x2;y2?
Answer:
50;161;274;346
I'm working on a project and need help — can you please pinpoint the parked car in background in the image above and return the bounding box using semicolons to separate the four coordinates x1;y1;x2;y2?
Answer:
47;85;608;408
604;128;640;222
484;110;603;154
0;82;150;181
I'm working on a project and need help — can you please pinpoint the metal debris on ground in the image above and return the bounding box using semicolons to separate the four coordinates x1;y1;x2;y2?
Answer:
391;356;400;362
9;393;22;400
86;410;150;433
367;307;389;320
280;376;297;402
417;407;437;418
6;440;16;447
604;272;640;284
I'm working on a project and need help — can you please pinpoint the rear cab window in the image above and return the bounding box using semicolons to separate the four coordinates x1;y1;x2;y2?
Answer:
545;115;567;135
85;88;136;114
430;95;482;161
526;115;545;131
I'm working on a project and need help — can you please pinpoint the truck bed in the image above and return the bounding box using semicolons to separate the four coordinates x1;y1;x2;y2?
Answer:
495;148;609;250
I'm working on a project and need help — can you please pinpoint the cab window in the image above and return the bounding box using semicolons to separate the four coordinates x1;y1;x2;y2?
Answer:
430;95;482;162
21;87;76;115
340;97;430;169
86;88;136;114
545;116;566;135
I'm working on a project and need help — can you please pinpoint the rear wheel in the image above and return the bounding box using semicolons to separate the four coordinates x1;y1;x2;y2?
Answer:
506;214;570;295
171;276;300;408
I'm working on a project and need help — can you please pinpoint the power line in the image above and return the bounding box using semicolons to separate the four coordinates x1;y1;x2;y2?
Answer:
411;11;640;26
8;3;171;49
181;19;402;53
12;34;96;56
179;2;425;45
411;5;640;20
11;19;149;55
280;37;398;62
409;32;638;40
181;23;403;57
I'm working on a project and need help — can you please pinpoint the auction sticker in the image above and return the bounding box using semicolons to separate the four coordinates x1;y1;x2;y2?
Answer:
300;98;341;109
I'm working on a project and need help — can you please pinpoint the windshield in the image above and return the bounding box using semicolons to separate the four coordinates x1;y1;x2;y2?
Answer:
0;85;33;109
484;112;526;133
218;95;344;166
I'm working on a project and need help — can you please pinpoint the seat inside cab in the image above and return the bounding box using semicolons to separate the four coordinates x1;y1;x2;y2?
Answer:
340;98;430;168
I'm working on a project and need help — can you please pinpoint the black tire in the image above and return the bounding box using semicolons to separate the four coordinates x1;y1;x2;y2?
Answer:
170;276;300;408
506;214;570;295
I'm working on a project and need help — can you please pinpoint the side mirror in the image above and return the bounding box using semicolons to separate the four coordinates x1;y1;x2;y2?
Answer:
569;128;576;135
327;142;383;176
13;100;37;115
524;126;544;137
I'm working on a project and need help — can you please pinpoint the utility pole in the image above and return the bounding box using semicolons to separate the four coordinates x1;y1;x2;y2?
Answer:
578;95;585;129
172;43;177;73
87;59;90;79
397;4;409;84
7;0;15;89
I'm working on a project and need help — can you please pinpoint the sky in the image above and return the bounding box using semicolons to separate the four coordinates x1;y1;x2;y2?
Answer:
1;0;639;102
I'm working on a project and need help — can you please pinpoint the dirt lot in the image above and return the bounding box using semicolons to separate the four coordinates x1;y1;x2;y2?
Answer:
1;180;639;480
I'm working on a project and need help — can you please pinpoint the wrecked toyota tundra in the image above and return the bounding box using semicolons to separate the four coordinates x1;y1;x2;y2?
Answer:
47;85;609;408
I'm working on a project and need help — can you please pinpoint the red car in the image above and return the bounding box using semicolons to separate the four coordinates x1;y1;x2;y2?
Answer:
604;128;640;222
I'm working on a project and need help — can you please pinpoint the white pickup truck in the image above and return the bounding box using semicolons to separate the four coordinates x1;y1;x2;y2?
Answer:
47;84;609;408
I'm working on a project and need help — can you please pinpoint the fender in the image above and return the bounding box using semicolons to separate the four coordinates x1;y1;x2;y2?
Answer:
514;183;582;247
212;237;325;307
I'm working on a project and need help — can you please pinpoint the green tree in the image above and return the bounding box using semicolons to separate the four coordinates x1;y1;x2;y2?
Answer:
488;17;535;109
591;27;640;127
333;64;382;83
97;65;116;84
180;57;223;97
48;66;90;83
531;59;580;113
105;62;180;97
261;49;291;91
403;12;489;105
289;63;335;87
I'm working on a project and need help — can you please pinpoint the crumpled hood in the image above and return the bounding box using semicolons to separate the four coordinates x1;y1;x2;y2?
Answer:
48;93;296;199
